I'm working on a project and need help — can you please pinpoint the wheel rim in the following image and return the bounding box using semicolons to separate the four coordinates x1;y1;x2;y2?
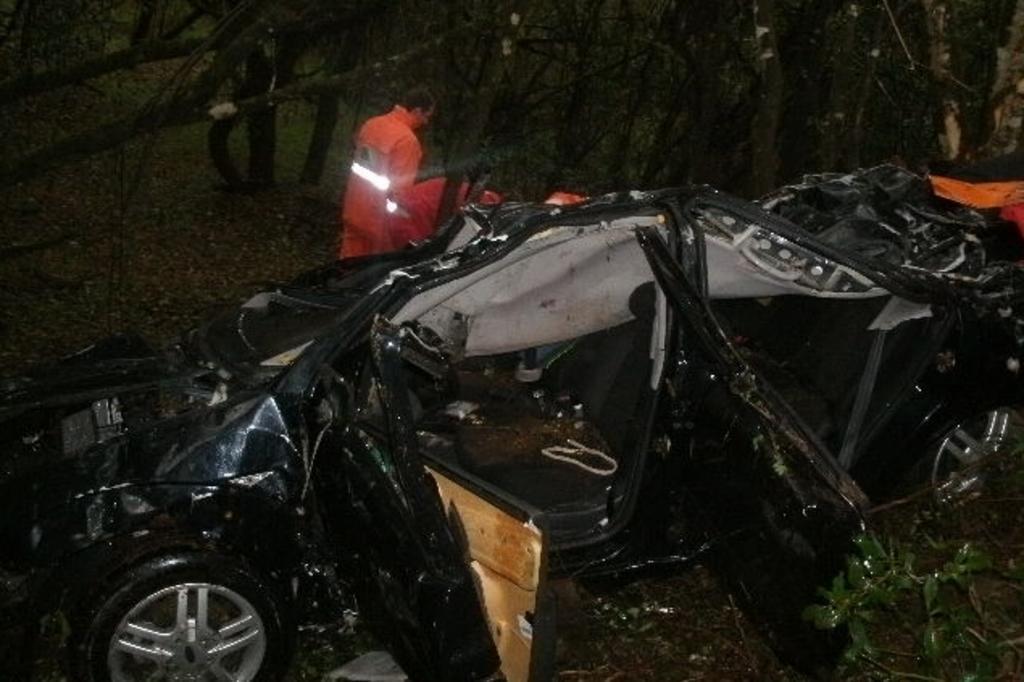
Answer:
107;582;266;682
931;408;1021;503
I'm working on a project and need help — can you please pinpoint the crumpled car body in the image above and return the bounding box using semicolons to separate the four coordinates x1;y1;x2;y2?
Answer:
1;167;1021;681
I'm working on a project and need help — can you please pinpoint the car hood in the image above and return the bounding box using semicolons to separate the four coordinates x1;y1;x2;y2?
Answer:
0;332;302;513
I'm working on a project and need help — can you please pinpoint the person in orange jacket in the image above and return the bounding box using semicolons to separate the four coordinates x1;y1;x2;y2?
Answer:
338;88;435;259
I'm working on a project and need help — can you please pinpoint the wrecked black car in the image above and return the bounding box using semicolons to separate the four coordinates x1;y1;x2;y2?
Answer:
2;166;1022;681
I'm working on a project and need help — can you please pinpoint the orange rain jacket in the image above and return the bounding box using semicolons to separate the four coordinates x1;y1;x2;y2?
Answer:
339;106;424;258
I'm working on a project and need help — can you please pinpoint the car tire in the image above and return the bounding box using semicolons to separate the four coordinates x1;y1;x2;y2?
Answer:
907;407;1023;503
68;551;293;682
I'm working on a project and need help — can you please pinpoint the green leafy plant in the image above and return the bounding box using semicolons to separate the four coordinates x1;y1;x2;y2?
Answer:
805;534;1022;680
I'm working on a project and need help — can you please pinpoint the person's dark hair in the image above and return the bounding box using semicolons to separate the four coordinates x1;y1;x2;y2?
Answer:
398;87;435;112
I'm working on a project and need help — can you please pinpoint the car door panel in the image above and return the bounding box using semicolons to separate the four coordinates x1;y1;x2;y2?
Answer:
314;319;552;681
428;467;550;682
636;225;867;669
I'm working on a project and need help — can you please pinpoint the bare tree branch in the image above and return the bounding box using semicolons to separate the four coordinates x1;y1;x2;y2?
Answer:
0;25;472;188
0;2;384;106
0;37;208;103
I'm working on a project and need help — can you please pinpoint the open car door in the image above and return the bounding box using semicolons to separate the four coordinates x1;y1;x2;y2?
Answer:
636;225;868;669
314;319;553;682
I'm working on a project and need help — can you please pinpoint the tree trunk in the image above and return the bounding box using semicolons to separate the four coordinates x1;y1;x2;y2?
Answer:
819;2;861;171
848;12;885;168
244;49;276;187
246;109;276;186
300;36;361;186
131;0;158;45
771;0;843;178
659;2;748;187
605;2;653;187
817;3;884;170
641;85;690;185
750;0;784;195
983;0;1024;155
922;0;964;159
545;1;605;189
0;0;27;50
211;38;302;190
208;118;244;188
301;94;340;185
608;55;653;187
443;0;534;179
207;46;276;190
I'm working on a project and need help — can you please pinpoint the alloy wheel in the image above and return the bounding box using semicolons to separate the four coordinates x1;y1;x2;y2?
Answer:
107;582;266;682
931;408;1022;503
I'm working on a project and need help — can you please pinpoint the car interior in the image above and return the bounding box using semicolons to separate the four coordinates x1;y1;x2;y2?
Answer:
361;209;942;549
374;222;669;547
409;282;659;546
708;294;941;467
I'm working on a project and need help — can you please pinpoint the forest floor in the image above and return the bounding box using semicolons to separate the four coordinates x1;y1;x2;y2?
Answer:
1;117;1022;681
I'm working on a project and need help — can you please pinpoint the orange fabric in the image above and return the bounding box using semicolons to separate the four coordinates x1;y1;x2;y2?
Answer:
381;180;504;250
929;175;1024;209
339;106;424;258
390;178;469;247
543;191;587;206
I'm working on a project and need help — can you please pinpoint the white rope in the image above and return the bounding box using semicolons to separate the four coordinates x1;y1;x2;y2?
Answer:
540;438;618;477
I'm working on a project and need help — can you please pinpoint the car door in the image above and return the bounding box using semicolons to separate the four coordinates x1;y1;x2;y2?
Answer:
313;319;553;682
636;225;868;669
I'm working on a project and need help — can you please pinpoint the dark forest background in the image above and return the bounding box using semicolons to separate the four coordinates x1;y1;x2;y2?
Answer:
3;0;1024;200
1;0;1024;362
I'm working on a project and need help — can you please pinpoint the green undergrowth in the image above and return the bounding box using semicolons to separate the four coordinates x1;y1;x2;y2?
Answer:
805;448;1024;681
